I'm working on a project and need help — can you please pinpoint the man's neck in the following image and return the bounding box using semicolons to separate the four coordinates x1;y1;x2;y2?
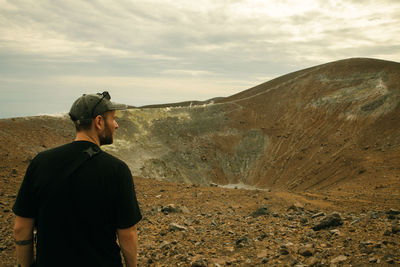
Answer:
75;131;100;147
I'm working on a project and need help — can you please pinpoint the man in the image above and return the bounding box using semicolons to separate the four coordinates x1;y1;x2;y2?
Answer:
12;92;142;267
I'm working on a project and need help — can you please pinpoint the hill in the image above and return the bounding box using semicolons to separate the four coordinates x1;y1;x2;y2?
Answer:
108;58;400;196
1;58;400;266
2;58;400;197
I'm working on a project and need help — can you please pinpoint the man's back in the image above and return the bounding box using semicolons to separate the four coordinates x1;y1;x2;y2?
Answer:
13;141;142;267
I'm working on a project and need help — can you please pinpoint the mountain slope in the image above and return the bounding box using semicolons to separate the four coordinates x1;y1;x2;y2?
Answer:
109;58;400;194
1;58;399;196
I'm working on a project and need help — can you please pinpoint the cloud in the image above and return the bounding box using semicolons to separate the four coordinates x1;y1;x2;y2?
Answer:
0;0;399;118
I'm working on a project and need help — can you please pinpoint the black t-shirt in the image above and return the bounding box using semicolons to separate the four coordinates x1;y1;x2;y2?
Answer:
13;141;142;267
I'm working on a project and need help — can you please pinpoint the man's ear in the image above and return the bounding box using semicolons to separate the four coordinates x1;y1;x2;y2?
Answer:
93;115;104;130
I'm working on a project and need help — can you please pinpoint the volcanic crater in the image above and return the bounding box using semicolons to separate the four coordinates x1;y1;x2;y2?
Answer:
1;58;399;266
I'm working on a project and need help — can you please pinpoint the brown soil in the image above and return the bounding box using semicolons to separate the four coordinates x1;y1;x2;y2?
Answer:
1;121;399;267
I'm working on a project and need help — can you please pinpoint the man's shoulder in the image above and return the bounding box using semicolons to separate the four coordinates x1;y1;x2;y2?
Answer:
35;142;75;159
97;150;129;170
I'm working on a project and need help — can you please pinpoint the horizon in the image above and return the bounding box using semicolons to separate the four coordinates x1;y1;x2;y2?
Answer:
1;0;399;119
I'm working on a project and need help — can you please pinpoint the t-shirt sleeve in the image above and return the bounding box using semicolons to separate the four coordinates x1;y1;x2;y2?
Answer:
115;164;142;229
12;157;38;218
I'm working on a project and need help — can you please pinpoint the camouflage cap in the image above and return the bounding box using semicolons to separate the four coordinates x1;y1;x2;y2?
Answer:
69;91;127;125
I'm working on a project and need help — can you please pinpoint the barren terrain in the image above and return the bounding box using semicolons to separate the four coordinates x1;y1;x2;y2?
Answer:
1;58;400;266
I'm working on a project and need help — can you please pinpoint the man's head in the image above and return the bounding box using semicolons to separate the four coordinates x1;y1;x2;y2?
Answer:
97;110;118;145
69;91;127;144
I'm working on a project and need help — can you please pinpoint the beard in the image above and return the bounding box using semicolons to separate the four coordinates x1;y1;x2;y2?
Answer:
99;119;113;145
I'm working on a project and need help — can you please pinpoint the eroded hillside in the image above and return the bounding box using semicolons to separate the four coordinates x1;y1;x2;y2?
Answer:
104;58;400;197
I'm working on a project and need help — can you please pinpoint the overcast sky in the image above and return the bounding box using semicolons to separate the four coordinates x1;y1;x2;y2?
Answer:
1;0;399;118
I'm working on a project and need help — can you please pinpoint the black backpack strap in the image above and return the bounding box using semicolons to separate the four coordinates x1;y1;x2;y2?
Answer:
83;146;101;158
44;145;102;202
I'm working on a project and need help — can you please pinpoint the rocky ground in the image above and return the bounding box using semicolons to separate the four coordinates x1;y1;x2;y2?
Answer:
132;178;400;266
0;114;400;266
1;174;399;266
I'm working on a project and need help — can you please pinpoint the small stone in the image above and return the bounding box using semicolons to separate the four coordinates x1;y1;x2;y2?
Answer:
235;237;249;248
150;206;161;214
331;255;347;264
350;217;361;225
382;254;395;264
369;257;378;263
169;223;187;231
181;205;190;214
306;257;319;266
158;241;170;250
256;233;268;241
250;205;269;218
387;209;400;215
298;246;314;257
257;250;268;259
300;217;308;225
386;258;395;264
210;183;218;187
162;204;180;213
191;259;207;267
225;246;234;252
392;225;400;234
384;229;391;236
330;229;340;235
367;211;379;219
359;240;373;247
279;248;289;255
287;202;304;212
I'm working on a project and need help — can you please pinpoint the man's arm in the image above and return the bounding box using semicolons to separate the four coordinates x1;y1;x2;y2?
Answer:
117;224;138;267
14;216;35;267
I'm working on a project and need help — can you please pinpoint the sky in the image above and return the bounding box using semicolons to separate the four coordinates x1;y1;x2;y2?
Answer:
0;0;399;118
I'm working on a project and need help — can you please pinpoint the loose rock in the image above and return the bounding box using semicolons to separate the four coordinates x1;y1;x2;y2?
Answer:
331;255;347;264
162;204;180;213
169;223;187;231
312;212;343;231
250;204;269;218
236;237;250;248
311;212;325;218
387;209;400;215
298;245;314;257
392;225;400;234
191;258;208;267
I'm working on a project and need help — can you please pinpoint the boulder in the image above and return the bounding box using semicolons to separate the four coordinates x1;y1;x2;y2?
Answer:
312;212;343;231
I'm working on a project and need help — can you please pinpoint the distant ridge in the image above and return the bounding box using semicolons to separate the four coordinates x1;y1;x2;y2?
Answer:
140;97;225;109
218;58;399;104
